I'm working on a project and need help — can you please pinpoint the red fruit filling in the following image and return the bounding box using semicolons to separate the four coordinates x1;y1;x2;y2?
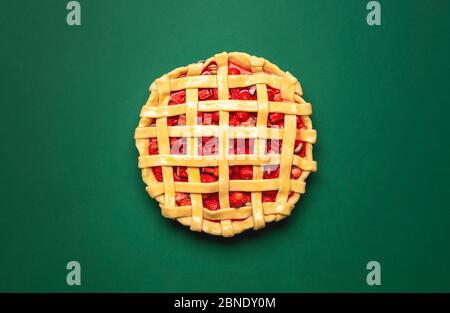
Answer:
202;166;219;177
229;85;257;127
148;138;162;182
268;112;284;128
200;169;218;182
202;193;220;211
169;90;186;105
263;165;280;179
197;63;219;125
166;89;186;126
176;192;191;206
266;86;285;128
228;61;252;75
267;86;282;102
230;191;251;208
199;137;219;155
266;139;282;154
294;140;306;157
174;166;188;182
148;138;159;155
229;138;255;154
148;62;309;211
229;165;253;180
262;190;278;203
291;166;302;179
170;137;187;155
297;115;306;129
152;166;163;182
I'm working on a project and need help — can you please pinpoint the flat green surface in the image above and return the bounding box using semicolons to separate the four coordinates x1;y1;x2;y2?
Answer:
1;0;450;292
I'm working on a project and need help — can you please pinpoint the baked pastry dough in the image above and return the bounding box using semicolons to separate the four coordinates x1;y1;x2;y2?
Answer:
135;52;317;237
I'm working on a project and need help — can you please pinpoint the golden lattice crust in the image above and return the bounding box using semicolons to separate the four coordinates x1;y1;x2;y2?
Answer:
134;52;317;237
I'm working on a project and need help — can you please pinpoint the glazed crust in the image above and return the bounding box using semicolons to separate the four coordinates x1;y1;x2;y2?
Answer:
135;52;317;237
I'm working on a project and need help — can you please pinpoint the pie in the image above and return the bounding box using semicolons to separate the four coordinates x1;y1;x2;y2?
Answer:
134;52;317;237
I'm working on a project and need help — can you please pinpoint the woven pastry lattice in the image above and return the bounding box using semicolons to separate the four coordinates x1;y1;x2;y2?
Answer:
135;52;317;237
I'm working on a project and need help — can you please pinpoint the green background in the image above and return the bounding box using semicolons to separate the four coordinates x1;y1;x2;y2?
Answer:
1;0;450;292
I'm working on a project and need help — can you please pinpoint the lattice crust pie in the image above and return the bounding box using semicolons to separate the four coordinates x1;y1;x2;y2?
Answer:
135;52;317;237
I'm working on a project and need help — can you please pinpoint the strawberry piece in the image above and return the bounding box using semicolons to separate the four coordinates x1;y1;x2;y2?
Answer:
229;166;253;179
269;113;284;124
229;192;245;208
230;173;240;180
177;114;186;126
248;138;255;153
235;111;250;122
228;67;241;75
291;166;302;179
212;111;220;124
230;138;253;154
202;62;217;75
203;112;213;125
212;88;218;100
239;114;257;127
201;173;217;183
294;140;306;157
175;192;186;201
197;112;203;124
202;167;219;177
169;90;186;105
204;199;220;210
170;137;186;155
199;89;212;100
173;167;188;182
177;198;191;206
203;193;220;211
152;166;163;182
174;167;188;182
239;89;251;100
266;139;282;154
299;146;306;158
167;116;178;126
148;138;159;155
200;137;218;155
296;116;305;129
232;138;255;154
228;166;240;179
175;192;191;206
178;167;188;177
249;85;257;96
262;191;278;203
267;87;281;101
243;192;251;204
263;165;280;179
267;89;276;101
229;115;239;126
229;88;240;100
239;166;253;180
234;139;247;155
201;136;211;144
